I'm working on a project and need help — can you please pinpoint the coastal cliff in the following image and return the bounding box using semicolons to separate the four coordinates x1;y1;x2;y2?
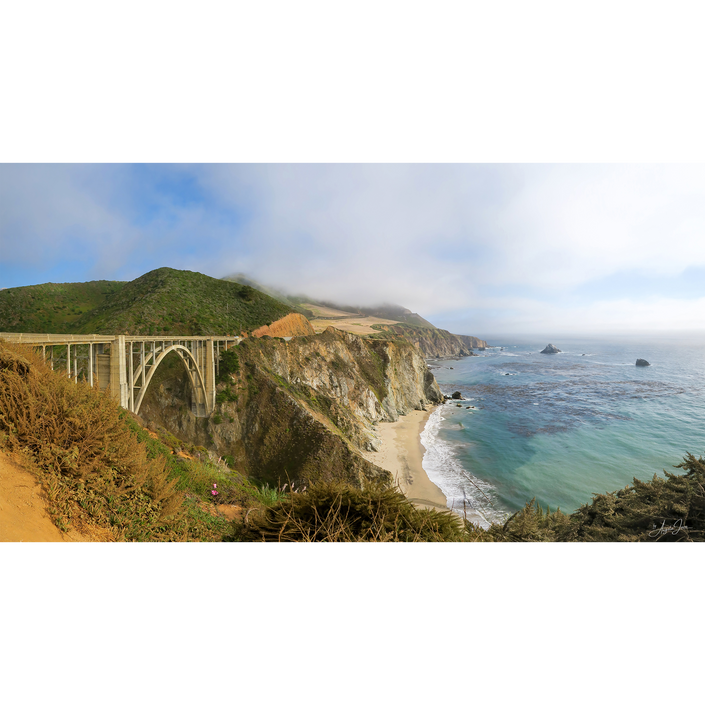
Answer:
139;327;443;489
454;333;488;350
372;324;487;358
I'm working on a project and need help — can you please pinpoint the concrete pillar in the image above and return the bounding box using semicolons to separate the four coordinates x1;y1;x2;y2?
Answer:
109;335;129;408
128;341;134;411
205;337;216;415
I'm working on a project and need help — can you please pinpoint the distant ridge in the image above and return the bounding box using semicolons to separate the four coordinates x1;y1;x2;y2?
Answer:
312;302;436;330
221;273;488;355
222;273;436;329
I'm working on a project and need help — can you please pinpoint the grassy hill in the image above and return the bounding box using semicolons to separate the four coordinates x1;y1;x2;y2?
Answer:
0;280;126;333
0;268;296;336
223;273;315;320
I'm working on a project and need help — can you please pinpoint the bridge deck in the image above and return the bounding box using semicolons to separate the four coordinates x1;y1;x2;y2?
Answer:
1;333;241;344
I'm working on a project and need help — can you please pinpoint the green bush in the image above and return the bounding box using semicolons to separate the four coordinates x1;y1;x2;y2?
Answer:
0;341;183;540
240;480;466;542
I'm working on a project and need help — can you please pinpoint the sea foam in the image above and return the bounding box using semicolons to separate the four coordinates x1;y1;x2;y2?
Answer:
421;405;506;528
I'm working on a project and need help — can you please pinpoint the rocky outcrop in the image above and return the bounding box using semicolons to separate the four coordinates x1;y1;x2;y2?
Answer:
540;344;561;354
139;327;443;489
454;334;488;350
636;358;651;366
376;324;487;358
250;312;315;338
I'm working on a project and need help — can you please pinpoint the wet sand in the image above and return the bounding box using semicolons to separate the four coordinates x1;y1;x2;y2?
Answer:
362;408;449;512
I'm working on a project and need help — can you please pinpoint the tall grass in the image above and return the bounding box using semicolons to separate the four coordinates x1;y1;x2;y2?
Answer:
0;340;222;540
239;480;468;542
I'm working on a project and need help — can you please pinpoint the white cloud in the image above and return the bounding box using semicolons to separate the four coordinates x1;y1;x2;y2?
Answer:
5;163;705;336
0;165;140;277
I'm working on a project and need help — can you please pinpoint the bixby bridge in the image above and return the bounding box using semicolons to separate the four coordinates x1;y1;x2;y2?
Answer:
0;333;241;417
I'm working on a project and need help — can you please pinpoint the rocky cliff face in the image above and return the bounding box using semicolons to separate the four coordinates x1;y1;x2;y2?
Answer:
376;324;487;358
250;312;315;338
139;327;442;489
454;333;488;350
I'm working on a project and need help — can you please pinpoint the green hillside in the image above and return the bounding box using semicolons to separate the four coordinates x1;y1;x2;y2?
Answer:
222;273;314;320
0;280;126;333
1;268;296;336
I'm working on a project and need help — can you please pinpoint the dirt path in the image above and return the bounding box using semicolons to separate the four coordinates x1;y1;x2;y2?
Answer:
0;451;112;542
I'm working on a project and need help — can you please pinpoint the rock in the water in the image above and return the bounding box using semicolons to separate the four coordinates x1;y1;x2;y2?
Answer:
451;391;462;399
636;358;651;367
540;344;561;354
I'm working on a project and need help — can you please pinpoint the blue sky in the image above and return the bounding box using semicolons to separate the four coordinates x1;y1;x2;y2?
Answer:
2;163;705;338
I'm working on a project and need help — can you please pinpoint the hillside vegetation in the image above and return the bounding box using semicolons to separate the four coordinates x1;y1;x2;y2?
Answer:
0;280;125;333
0;268;295;336
222;273;315;320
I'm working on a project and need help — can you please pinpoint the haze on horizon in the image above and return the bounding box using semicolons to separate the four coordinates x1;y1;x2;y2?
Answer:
2;163;705;339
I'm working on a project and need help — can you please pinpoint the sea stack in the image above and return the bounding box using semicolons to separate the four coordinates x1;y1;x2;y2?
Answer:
540;344;561;354
636;358;651;367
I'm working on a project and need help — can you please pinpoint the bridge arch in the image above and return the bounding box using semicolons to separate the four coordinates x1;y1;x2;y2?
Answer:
133;343;209;416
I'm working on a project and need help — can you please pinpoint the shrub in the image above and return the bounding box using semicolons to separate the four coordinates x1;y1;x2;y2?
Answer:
0;340;216;540
240;480;467;542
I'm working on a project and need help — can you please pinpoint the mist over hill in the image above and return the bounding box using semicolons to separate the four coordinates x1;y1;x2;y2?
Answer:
225;273;436;329
222;272;488;354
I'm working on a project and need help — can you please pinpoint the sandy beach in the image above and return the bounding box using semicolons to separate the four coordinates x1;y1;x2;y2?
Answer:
362;407;449;512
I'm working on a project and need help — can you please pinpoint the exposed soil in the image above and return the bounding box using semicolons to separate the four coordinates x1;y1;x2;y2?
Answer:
0;451;113;542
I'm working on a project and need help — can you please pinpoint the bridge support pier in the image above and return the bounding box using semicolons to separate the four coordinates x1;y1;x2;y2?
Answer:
109;335;129;409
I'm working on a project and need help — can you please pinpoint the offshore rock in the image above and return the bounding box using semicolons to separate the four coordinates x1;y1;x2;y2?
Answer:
451;391;462;399
540;344;561;354
636;358;651;366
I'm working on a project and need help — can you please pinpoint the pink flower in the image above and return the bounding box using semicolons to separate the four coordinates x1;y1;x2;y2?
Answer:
213;483;217;488
211;489;219;496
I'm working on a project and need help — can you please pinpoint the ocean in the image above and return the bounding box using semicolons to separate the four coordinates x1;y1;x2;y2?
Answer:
422;337;705;528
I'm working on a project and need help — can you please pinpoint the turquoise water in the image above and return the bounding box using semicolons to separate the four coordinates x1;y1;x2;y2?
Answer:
422;338;705;526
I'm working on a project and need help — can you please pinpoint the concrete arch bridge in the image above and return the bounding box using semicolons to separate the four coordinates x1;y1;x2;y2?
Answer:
0;333;241;417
